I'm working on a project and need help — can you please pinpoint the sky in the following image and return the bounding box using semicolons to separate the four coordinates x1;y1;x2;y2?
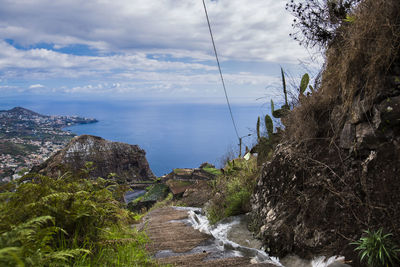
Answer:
0;0;321;104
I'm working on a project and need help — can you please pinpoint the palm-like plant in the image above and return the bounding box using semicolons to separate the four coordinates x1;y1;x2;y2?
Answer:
352;228;400;267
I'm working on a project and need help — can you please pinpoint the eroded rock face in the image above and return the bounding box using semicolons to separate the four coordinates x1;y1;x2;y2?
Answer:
250;94;400;265
32;135;154;182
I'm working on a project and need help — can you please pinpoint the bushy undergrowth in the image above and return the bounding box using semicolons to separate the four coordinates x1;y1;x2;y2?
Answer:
206;157;258;224
0;172;155;266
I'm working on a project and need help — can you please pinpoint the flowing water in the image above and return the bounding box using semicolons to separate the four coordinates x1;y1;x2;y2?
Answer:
124;189;348;267
177;207;347;267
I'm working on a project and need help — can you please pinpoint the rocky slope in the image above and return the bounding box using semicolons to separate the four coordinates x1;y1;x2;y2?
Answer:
32;135;154;182
250;1;400;266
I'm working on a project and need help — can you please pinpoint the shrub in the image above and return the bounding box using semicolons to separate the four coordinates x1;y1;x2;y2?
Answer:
206;157;258;224
352;229;400;267
286;0;361;48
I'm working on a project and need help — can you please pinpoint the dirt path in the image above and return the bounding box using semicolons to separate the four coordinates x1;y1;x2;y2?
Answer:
138;207;277;267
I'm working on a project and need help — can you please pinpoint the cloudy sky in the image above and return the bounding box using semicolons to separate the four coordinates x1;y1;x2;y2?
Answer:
0;0;318;103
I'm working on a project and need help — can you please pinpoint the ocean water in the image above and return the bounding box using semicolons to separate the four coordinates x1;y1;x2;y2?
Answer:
0;96;268;176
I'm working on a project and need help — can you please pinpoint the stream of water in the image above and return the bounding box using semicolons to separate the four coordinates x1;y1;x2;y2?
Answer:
177;207;348;267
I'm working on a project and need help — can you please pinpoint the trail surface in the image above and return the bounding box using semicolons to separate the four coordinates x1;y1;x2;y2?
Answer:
138;207;276;267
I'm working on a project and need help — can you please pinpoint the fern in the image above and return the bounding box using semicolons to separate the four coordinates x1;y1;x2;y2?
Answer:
0;172;153;266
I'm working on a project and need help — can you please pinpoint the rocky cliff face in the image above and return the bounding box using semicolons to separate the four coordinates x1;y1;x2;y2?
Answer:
32;135;155;183
250;116;400;263
250;1;400;265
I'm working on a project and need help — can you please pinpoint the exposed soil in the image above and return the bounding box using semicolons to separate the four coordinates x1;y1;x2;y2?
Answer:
138;207;276;267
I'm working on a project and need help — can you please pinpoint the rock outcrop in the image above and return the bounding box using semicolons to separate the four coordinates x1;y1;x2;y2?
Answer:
250;1;400;265
250;92;400;265
32;135;154;183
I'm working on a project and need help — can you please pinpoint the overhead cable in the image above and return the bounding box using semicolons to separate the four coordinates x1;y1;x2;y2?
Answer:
202;0;240;140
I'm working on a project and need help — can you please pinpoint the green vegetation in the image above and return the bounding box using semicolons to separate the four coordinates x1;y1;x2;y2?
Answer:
138;184;169;203
128;184;169;213
254;68;312;165
0;141;39;156
202;167;222;176
0;173;155;266
200;163;222;176
352;229;400;267
149;193;174;211
206;157;258;224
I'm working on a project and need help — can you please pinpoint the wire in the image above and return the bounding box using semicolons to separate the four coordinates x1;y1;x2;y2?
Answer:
202;0;240;141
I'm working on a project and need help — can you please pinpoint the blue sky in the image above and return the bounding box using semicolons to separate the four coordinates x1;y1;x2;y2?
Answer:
0;0;321;104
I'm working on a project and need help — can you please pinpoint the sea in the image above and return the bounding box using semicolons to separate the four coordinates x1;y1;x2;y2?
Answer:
0;96;269;176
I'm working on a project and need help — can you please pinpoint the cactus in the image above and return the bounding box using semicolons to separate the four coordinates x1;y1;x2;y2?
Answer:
256;116;261;140
281;67;288;107
265;115;273;138
272;68;291;118
271;99;275;114
300;73;310;95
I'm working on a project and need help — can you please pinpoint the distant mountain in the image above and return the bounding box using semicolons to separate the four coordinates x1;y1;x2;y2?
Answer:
0;106;97;139
3;107;44;117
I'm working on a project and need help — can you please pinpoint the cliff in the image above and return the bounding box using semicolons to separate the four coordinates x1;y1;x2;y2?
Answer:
32;135;155;183
250;0;400;266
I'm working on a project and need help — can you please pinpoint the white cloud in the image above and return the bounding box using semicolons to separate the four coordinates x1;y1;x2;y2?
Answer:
0;0;308;63
0;41;217;79
29;84;44;88
0;0;318;101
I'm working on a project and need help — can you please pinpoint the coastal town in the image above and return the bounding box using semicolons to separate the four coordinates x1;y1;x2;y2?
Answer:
0;107;97;182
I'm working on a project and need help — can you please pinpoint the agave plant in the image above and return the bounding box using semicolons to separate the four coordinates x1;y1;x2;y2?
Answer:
352;228;400;267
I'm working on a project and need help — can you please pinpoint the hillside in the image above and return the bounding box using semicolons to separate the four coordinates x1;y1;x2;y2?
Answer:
0;107;98;182
250;0;400;266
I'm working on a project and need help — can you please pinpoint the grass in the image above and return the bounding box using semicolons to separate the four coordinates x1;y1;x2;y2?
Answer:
73;225;155;266
149;193;174;211
352;229;400;267
202;167;222;176
206;157;259;224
